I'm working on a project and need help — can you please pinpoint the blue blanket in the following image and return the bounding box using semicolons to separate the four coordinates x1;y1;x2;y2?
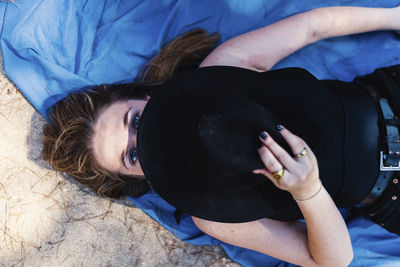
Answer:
1;0;400;266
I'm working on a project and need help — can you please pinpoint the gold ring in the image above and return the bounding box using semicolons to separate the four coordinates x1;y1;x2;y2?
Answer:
295;147;308;158
272;168;285;180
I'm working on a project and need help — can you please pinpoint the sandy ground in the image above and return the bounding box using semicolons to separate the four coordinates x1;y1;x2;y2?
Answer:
0;73;239;266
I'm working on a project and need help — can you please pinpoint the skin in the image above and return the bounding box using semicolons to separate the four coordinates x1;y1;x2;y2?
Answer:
91;5;400;267
92;99;147;177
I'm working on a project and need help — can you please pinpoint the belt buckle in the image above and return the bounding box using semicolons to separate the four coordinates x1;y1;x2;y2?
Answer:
380;151;400;171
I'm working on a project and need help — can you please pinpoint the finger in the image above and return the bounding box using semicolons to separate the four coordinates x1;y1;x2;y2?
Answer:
294;147;311;161
277;126;310;157
279;127;318;165
253;168;280;186
259;131;297;171
253;168;271;177
257;145;284;175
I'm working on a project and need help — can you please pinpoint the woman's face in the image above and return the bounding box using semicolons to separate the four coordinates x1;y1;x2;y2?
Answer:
92;99;148;177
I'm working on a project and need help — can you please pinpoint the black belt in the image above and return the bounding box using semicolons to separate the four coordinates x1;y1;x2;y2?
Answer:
357;80;400;207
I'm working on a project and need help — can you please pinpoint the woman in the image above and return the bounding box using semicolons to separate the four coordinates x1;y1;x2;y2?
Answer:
42;5;400;266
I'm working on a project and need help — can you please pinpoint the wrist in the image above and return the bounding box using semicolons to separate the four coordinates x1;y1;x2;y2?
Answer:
388;7;400;30
291;179;322;201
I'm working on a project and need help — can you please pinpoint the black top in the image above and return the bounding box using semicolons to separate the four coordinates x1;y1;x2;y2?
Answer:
322;79;379;206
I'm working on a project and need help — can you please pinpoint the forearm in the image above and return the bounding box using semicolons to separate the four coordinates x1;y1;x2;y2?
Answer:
311;6;400;41
295;185;353;266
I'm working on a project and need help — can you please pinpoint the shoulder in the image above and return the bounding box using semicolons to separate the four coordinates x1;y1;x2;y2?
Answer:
199;46;269;72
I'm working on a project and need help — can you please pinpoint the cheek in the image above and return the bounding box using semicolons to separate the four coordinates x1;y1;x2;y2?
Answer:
133;160;144;176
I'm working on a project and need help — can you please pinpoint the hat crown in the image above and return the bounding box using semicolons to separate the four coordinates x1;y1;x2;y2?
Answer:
180;98;286;190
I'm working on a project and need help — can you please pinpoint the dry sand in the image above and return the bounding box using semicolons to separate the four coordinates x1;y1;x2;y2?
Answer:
0;74;239;266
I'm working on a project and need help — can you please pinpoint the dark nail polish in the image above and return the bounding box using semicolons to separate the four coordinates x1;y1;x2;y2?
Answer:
259;131;267;139
277;125;283;131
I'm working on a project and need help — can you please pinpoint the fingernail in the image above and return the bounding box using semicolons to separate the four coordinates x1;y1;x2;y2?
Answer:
277;125;283;131
259;131;267;139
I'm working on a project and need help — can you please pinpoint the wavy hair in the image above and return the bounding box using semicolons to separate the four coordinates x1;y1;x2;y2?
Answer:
42;29;219;198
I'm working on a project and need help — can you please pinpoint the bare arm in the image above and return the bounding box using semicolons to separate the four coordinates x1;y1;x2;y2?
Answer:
194;127;353;266
200;5;400;71
193;190;349;267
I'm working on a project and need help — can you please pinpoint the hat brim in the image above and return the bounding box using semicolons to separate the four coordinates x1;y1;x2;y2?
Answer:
137;66;303;222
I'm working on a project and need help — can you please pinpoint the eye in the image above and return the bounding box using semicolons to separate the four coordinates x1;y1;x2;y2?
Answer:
131;113;140;129
129;148;137;165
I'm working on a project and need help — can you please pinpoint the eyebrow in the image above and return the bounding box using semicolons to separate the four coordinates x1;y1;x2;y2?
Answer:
123;108;132;128
121;107;132;169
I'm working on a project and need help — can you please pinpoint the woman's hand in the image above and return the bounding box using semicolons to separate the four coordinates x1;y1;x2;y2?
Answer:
253;125;321;201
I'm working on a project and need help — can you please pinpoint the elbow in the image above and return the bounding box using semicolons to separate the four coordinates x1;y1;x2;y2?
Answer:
343;249;354;266
309;238;354;267
305;9;324;44
333;252;353;267
313;250;353;267
338;237;354;266
334;254;354;267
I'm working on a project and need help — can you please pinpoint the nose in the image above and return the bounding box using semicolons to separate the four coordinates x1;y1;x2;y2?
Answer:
126;126;137;148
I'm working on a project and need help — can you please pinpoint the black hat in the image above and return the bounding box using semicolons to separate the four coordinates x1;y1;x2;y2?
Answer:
136;66;314;223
